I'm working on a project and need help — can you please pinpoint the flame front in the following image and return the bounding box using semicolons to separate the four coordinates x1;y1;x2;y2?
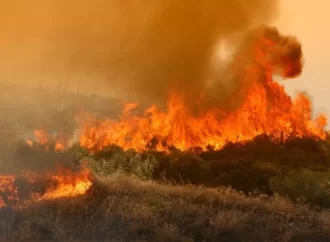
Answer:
80;90;327;152
0;167;92;208
80;27;327;152
0;175;17;207
27;129;68;152
38;167;92;200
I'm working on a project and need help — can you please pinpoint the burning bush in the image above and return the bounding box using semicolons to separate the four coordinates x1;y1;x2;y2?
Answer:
79;26;327;154
0;164;93;209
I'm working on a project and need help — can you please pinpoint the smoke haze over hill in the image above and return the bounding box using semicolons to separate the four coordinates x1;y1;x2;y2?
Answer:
0;1;279;102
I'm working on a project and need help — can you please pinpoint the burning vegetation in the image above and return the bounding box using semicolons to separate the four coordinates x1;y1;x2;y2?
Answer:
26;129;68;152
0;165;92;209
0;26;328;210
80;27;327;152
1;1;330;240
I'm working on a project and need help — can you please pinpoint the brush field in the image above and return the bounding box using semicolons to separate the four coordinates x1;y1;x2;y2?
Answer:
1;84;330;241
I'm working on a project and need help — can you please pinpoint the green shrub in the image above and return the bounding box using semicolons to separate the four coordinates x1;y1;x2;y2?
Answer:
209;159;279;193
69;143;90;162
168;152;210;184
270;169;330;208
88;154;128;177
88;149;160;180
130;153;160;180
81;136;330;196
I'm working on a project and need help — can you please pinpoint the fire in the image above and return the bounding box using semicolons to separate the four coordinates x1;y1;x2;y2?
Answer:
80;27;327;152
8;131;92;208
38;166;92;200
80;90;327;152
27;129;68;152
0;175;18;208
0;166;93;208
0;197;5;208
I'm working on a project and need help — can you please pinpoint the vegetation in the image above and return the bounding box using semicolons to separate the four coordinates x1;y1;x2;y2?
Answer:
80;135;330;209
2;84;330;241
270;169;330;209
1;176;329;241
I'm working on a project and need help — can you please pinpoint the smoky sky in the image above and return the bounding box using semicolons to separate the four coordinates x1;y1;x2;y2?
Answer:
0;0;279;104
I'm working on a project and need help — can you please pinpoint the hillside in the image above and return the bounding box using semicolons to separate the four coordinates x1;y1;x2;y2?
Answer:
1;176;329;242
1;84;330;241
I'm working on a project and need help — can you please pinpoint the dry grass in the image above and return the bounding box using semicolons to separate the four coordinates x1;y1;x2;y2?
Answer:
0;85;330;241
0;175;329;242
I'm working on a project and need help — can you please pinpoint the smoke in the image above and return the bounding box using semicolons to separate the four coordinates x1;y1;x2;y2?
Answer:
201;26;303;112
0;1;279;105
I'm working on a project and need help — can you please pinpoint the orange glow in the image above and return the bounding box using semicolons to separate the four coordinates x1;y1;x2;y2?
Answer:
0;166;92;208
38;166;92;200
80;28;327;152
26;139;33;147
0;197;5;208
0;175;17;208
27;129;68;152
80;89;327;152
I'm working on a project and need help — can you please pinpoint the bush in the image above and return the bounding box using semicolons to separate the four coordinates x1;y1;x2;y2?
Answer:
209;158;280;194
78;136;330;197
69;143;90;162
88;150;160;181
168;152;210;184
270;169;330;208
130;153;160;180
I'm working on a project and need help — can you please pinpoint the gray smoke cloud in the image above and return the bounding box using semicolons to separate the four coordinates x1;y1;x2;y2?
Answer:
0;0;279;107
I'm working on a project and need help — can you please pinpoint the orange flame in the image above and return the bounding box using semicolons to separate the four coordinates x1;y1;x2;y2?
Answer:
38;166;92;200
79;27;327;152
0;166;92;208
27;129;68;152
0;197;5;208
0;175;18;208
80;89;327;152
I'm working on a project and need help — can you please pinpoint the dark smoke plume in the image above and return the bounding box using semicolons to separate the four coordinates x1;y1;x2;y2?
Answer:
0;1;279;105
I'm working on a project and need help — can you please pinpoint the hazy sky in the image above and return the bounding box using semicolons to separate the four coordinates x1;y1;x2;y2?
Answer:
276;0;329;117
0;1;328;119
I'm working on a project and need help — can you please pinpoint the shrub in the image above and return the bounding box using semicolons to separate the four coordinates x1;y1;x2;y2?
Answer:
209;159;279;194
88;149;160;180
168;152;210;184
270;169;330;208
130;153;160;180
69;143;90;162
